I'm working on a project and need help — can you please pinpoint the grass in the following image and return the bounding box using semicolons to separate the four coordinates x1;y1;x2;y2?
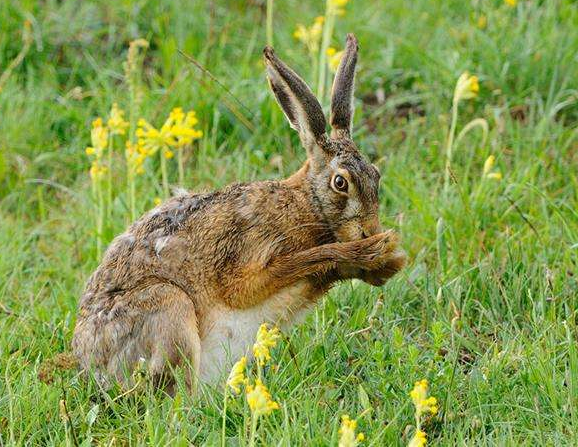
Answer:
1;0;578;444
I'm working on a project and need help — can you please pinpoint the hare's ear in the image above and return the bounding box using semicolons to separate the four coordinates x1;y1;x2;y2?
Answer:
330;34;358;137
264;47;329;156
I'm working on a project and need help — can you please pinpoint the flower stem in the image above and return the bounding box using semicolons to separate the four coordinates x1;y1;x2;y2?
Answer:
129;173;136;221
248;414;258;447
444;99;459;190
266;0;274;47
221;389;228;447
317;0;335;101
97;179;104;259
178;148;184;186
161;148;169;197
107;134;113;220
311;52;319;89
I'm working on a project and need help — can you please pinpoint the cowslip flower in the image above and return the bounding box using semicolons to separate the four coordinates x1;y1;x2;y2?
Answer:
226;356;247;394
329;0;350;15
504;0;517;7
477;15;487;30
107;103;129;135
169;107;203;147
408;429;427;447
85;118;108;158
483;155;495;175
327;47;344;72
125;140;149;175
453;72;479;103
482;155;502;180
294;16;325;54
253;323;281;365
338;415;364;447
410;380;438;419
136;117;177;155
137;108;202;157
89;160;108;180
246;379;280;417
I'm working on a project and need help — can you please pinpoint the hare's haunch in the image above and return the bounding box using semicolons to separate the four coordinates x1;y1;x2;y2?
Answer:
72;34;406;388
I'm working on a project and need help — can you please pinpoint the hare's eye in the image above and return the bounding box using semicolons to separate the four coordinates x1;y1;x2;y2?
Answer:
332;174;348;193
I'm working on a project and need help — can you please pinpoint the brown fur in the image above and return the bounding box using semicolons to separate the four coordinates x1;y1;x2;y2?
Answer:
72;34;406;388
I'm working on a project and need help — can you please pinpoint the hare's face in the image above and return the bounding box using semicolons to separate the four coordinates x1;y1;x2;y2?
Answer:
265;34;382;242
310;138;382;242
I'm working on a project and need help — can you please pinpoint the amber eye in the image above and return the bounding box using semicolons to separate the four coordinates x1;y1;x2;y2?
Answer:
332;174;349;193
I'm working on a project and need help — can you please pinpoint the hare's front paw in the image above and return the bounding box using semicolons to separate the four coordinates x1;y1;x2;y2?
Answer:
357;230;407;286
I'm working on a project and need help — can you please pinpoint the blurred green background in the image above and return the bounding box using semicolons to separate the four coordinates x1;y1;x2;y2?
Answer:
1;0;577;445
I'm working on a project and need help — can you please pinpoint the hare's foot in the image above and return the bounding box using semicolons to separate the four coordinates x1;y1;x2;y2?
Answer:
331;230;406;286
73;283;201;391
355;230;407;286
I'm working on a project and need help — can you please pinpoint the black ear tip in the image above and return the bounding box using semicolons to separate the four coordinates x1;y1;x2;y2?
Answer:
263;46;275;60
346;33;358;49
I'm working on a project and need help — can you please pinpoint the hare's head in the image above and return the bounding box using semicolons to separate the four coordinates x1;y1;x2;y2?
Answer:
264;34;382;242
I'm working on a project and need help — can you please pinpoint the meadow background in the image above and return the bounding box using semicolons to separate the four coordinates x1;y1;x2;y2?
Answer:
1;0;578;445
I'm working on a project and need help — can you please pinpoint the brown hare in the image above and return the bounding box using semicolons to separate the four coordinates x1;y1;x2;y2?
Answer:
72;34;406;389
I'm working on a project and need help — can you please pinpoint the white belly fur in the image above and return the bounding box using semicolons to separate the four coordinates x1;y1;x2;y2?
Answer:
199;281;313;382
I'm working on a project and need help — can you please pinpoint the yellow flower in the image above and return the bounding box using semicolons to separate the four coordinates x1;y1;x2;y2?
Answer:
477;15;487;30
86;117;108;159
107;103;129;135
164;149;174;159
410;380;438;418
85;118;108;179
125;140;150;176
137;108;202;154
293;25;307;41
327;47;344;72
338;415;364;447
245;379;280;417
483;155;495;175
453;72;479;103
482;155;502;180
329;0;349;15
89;160;108;180
136;117;176;153
169;107;203;147
253;323;281;365
504;0;517;7
294;16;325;55
153;197;162;206
408;429;427;447
226;356;247;394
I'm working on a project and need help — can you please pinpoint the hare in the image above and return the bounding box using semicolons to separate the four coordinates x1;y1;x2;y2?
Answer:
72;34;406;389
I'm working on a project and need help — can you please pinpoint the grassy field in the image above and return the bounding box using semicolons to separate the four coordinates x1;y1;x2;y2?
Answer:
1;0;578;445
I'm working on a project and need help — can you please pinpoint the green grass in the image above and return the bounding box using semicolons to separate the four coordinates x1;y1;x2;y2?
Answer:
1;0;578;445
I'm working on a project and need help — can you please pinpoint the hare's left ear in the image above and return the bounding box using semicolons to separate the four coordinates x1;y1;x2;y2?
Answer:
330;34;358;138
263;46;329;159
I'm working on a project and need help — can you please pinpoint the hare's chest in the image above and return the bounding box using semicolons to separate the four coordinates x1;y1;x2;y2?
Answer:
199;281;317;382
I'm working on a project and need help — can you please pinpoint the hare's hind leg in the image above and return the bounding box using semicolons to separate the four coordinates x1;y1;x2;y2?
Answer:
137;284;201;391
76;283;201;390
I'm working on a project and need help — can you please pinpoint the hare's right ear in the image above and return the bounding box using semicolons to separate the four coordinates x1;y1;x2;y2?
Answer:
330;34;358;138
264;47;330;160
